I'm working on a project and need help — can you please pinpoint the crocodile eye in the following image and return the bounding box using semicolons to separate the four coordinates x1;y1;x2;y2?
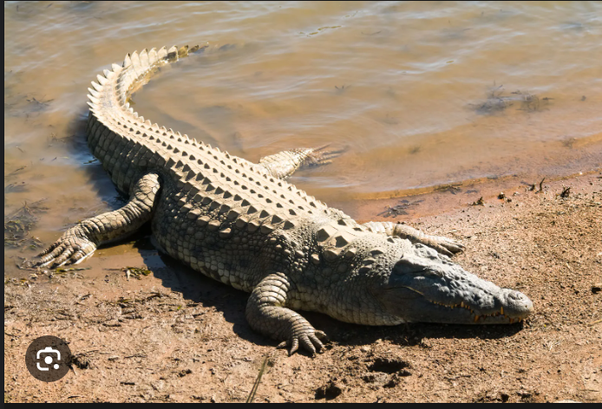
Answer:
393;258;426;275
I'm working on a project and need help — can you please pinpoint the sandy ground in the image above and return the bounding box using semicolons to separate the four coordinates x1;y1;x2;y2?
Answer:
4;172;601;403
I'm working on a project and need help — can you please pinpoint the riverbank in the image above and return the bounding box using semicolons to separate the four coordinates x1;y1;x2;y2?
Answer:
4;172;601;403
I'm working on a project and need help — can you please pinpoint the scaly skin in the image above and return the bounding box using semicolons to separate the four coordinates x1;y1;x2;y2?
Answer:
35;45;533;356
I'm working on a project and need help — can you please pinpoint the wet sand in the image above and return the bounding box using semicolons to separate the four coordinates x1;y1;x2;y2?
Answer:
5;172;601;403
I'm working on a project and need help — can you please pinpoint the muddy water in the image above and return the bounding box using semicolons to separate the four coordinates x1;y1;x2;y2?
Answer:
5;1;602;277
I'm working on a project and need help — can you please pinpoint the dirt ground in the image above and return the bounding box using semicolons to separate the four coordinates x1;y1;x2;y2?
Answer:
4;172;601;403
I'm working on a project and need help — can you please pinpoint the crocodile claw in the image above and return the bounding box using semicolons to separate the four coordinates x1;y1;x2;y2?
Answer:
277;329;328;357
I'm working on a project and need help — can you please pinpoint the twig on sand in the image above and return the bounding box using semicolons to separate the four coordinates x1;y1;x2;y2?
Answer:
246;354;271;403
587;319;602;327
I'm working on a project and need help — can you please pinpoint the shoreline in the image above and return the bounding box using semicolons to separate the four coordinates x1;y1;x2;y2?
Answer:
334;168;602;223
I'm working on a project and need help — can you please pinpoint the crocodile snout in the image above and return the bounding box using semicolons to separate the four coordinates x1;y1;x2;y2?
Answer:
501;289;533;319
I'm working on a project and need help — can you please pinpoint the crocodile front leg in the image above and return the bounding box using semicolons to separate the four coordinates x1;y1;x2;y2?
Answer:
363;221;465;257
246;273;327;356
258;146;343;179
35;173;161;267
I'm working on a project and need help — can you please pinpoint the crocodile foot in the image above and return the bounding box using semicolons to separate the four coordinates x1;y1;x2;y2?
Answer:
422;234;465;257
277;328;328;357
35;225;97;268
303;144;348;167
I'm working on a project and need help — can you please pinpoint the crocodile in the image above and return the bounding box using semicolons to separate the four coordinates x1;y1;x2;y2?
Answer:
35;45;533;356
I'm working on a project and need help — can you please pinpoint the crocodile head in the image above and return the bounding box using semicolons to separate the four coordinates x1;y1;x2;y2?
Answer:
371;244;533;324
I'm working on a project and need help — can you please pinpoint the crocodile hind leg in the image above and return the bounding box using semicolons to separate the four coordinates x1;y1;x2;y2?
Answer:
258;145;345;179
246;272;328;356
35;173;161;268
363;221;465;257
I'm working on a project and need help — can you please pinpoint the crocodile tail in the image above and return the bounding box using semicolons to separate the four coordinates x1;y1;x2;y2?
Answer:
86;44;206;122
121;45;206;99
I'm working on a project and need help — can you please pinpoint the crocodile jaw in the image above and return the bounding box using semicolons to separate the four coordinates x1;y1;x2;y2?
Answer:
373;245;533;325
